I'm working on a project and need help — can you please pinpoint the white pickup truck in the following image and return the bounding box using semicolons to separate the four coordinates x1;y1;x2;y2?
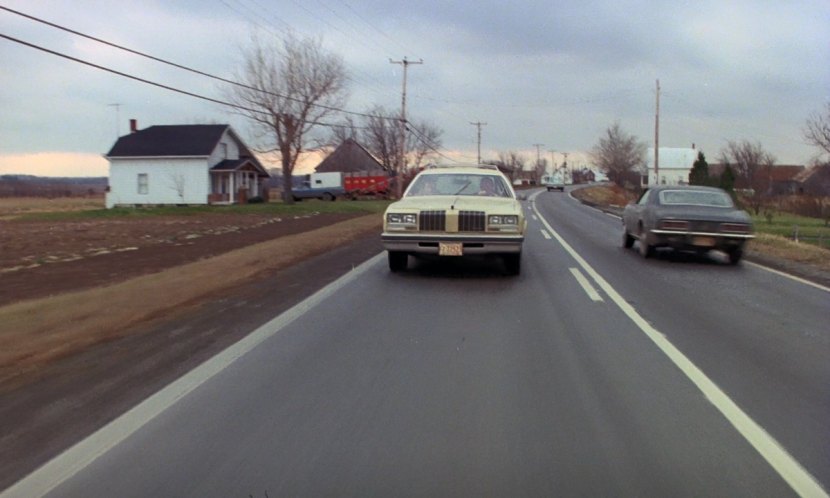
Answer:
541;169;571;192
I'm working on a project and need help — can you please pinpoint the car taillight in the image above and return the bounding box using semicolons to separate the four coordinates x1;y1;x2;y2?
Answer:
720;223;751;233
658;219;689;231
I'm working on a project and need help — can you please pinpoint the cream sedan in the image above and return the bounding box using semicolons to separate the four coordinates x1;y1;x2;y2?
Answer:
382;166;527;274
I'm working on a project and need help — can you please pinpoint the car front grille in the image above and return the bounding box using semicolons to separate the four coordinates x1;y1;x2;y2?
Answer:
419;210;446;231
458;210;485;232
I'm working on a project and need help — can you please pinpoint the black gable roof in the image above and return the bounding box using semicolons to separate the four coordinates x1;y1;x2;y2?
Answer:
107;124;229;157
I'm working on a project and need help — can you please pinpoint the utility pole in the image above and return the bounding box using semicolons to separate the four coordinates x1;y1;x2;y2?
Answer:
654;79;660;186
548;149;556;175
533;143;544;166
390;56;423;198
469;121;487;164
108;103;122;138
533;143;544;183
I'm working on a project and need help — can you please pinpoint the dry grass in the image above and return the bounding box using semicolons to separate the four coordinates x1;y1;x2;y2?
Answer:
0;197;104;219
748;233;830;272
571;184;637;207
0;214;381;387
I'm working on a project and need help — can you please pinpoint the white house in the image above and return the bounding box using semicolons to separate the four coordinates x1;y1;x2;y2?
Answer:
105;121;269;208
642;147;698;186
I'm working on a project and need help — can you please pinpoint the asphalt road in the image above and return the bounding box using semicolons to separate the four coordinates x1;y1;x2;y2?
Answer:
5;188;828;497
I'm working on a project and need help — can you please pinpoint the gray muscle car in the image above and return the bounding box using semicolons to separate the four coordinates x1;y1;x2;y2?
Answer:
622;185;754;264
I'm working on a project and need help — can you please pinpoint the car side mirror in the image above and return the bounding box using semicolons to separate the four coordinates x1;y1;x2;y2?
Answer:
517;193;527;201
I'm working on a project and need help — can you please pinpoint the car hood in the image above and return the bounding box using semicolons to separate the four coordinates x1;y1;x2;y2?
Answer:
389;195;521;213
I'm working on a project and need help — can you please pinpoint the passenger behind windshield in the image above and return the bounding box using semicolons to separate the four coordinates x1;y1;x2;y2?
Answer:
407;174;510;198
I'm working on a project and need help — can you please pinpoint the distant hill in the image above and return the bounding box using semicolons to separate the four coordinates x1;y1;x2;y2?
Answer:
0;175;107;197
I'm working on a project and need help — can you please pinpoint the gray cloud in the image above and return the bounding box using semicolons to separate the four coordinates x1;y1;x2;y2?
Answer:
1;0;828;174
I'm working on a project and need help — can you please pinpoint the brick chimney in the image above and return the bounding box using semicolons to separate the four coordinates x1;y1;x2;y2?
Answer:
130;119;138;133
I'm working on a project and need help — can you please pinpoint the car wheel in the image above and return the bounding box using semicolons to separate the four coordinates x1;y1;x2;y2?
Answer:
388;251;408;272
323;192;335;201
622;229;635;249
638;229;654;258
503;253;521;275
727;248;743;265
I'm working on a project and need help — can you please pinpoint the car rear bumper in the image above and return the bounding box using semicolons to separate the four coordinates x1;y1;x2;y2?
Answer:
382;233;524;254
649;230;754;250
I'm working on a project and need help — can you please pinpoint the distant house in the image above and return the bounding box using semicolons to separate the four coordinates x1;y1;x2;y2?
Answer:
314;139;386;174
643;147;697;186
793;163;830;196
105;121;269;208
767;165;805;195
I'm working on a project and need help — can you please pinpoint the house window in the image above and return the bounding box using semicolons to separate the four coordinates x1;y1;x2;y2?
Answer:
221;143;228;159
137;173;149;194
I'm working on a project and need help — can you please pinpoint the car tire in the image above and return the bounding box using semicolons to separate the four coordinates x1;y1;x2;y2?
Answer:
388;251;408;272
622;229;635;249
638;229;654;258
503;253;521;275
727;247;743;265
323;192;335;201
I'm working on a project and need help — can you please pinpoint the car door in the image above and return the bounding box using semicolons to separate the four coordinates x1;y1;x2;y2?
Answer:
624;188;651;233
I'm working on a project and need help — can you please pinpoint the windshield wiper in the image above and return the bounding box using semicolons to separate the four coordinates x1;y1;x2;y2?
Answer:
453;181;471;195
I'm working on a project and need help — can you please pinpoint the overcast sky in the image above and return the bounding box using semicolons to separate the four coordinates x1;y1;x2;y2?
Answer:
1;0;828;176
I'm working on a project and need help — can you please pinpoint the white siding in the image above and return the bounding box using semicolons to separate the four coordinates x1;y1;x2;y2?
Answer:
106;158;210;207
643;147;696;186
208;130;241;165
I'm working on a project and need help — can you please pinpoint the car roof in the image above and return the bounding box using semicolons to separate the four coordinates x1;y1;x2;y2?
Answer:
417;165;503;176
648;185;726;193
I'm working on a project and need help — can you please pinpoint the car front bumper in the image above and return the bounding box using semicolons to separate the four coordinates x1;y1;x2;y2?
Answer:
382;233;524;254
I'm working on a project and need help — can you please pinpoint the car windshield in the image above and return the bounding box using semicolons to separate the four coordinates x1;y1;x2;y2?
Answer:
406;173;512;198
658;190;734;207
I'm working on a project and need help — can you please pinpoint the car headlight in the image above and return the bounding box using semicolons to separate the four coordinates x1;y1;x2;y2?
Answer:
488;215;519;226
386;213;417;229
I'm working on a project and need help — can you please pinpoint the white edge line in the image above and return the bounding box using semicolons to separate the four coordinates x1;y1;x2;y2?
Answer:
745;261;830;293
1;253;385;498
532;203;827;498
569;267;604;302
554;193;827;294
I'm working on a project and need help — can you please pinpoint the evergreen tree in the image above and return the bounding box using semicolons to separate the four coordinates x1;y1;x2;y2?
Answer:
719;164;736;192
688;151;710;185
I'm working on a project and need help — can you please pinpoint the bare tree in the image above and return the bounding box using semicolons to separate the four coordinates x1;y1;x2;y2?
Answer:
496;151;527;182
328;115;359;148
168;172;186;201
804;103;830;157
226;32;348;203
328;106;443;177
719;140;776;214
590;122;646;187
362;105;401;171
407;119;443;170
533;158;548;183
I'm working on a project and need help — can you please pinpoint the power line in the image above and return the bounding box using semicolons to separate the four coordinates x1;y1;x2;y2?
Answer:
1;31;447;161
0;32;372;131
0;5;398;123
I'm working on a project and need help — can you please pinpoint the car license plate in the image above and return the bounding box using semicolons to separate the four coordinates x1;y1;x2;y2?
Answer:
439;242;463;256
692;236;716;247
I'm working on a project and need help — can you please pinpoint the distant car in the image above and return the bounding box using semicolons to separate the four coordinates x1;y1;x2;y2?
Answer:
541;169;569;192
621;185;754;264
381;166;527;274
